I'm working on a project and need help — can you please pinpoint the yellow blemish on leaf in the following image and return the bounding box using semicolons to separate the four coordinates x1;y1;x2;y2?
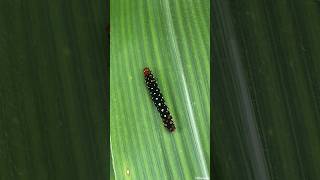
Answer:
125;169;130;176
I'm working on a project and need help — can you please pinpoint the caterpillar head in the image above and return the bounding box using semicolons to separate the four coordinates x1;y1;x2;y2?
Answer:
143;67;151;76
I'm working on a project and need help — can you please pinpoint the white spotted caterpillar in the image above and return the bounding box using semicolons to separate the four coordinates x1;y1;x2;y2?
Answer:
143;67;176;132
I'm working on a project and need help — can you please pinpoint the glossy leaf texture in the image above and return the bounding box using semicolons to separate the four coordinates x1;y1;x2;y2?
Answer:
213;0;320;179
110;0;210;179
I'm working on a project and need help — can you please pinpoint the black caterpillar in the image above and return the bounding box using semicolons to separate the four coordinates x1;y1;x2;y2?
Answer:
143;67;176;132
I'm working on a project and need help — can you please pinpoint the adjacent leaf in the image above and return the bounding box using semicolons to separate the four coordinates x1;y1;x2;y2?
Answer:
213;0;320;179
0;0;108;179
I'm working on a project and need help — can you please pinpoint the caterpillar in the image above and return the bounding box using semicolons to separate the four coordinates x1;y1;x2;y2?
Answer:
143;67;176;132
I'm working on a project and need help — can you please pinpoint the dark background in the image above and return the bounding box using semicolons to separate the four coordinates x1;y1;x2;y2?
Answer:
213;0;320;180
0;0;109;179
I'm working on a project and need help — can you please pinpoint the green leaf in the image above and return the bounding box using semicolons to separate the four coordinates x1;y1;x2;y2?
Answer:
213;0;320;179
110;0;210;179
0;0;108;179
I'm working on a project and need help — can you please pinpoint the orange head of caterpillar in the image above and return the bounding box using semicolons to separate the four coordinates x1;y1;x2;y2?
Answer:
143;67;151;77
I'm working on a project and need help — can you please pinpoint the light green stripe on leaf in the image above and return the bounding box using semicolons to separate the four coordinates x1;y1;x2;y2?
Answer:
111;0;209;179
